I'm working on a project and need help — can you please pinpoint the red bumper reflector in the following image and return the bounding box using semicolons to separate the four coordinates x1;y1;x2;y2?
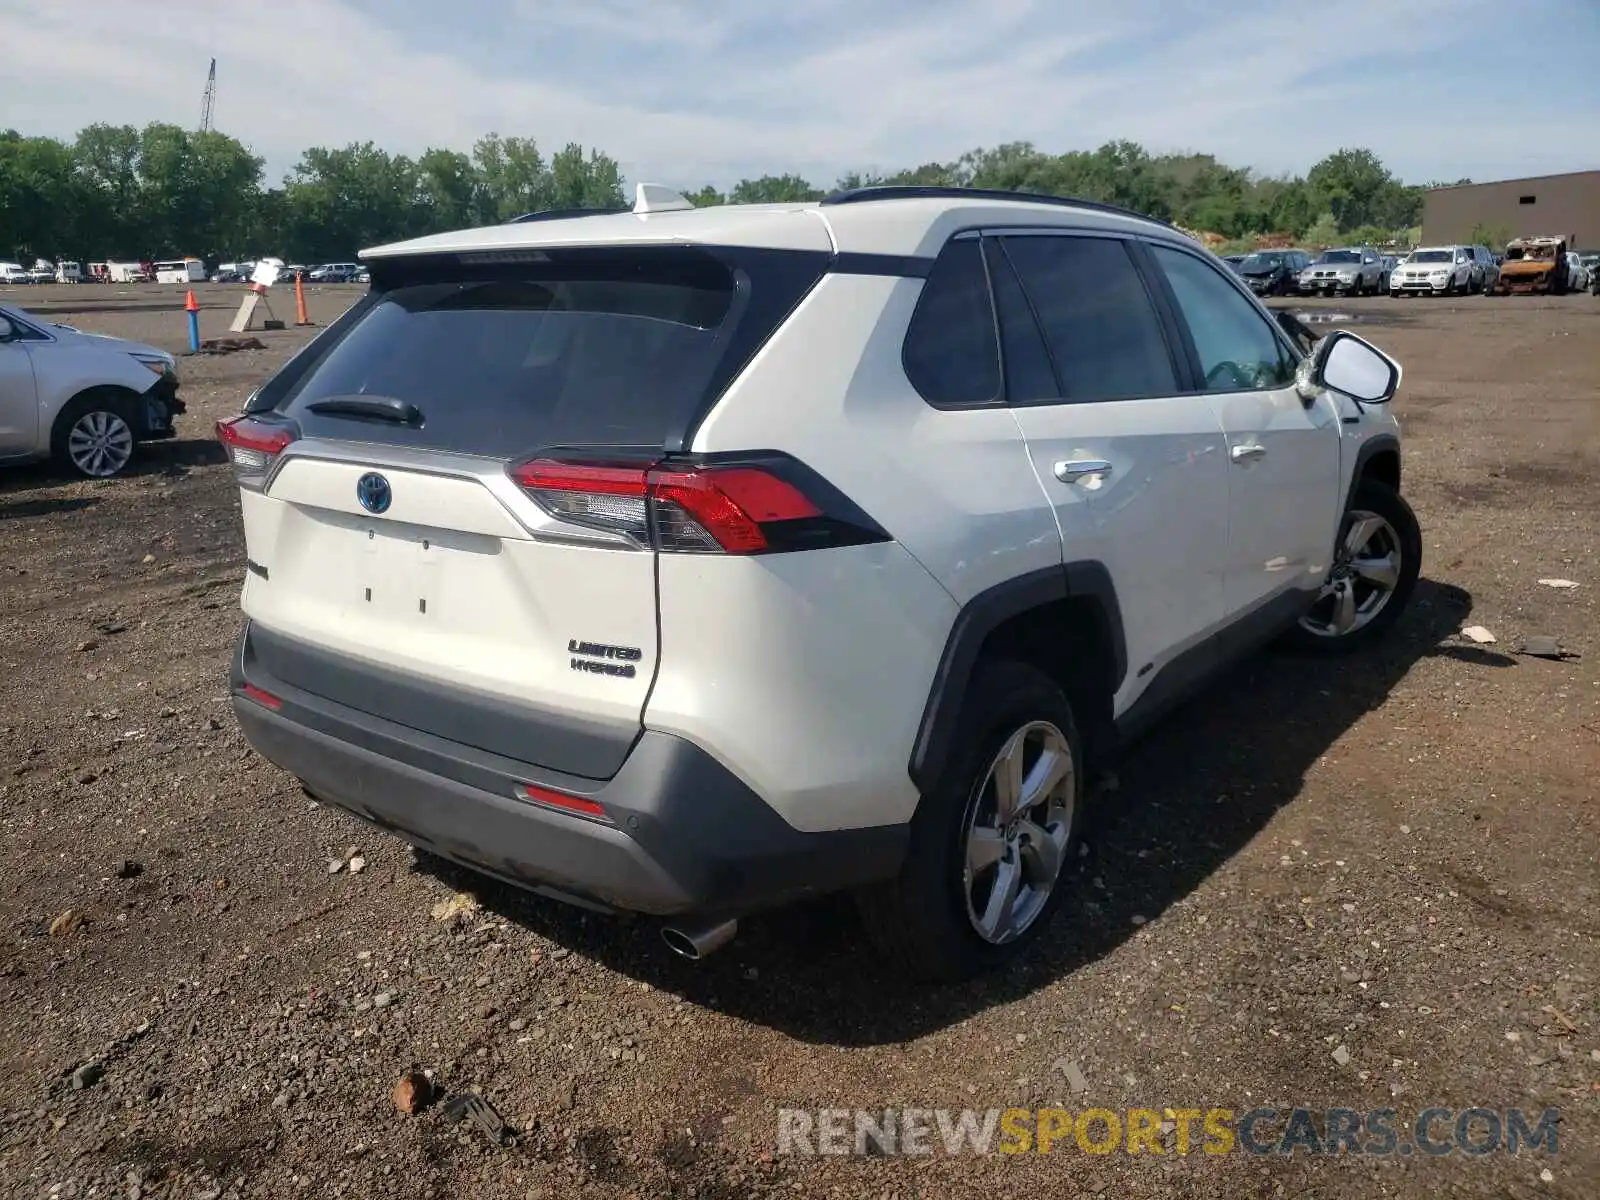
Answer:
517;782;610;821
239;683;282;711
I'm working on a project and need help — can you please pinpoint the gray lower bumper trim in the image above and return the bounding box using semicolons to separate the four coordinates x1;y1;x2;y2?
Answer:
231;624;908;917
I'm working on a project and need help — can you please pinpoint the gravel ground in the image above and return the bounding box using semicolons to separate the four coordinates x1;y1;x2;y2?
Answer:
0;282;1596;1199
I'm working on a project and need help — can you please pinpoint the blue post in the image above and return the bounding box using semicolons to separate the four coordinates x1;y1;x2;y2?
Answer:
184;289;200;353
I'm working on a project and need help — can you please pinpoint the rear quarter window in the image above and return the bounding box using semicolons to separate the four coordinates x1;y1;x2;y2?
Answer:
902;239;1001;408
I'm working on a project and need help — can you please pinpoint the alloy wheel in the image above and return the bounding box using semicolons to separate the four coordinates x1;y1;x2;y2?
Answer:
1298;509;1402;638
961;720;1075;944
67;410;135;478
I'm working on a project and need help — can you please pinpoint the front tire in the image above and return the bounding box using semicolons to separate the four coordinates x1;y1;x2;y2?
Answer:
51;390;139;479
1287;479;1421;653
858;660;1083;981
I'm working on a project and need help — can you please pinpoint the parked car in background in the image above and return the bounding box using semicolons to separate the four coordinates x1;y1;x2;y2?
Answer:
308;263;360;282
154;258;207;284
105;261;151;284
1;263;31;284
55;261;85;284
0;300;184;477
1469;246;1499;293
212;262;255;283
1298;247;1386;295
26;263;54;284
1390;246;1476;296
1235;249;1312;297
354;266;371;284
1564;252;1589;292
1494;236;1570;295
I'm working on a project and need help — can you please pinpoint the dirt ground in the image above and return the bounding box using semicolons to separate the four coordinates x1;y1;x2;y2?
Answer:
0;281;1596;1199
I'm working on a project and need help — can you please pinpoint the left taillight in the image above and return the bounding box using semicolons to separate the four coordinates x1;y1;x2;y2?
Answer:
216;415;298;489
509;454;887;555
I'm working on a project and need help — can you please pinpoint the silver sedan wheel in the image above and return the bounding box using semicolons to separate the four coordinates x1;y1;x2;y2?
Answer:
1299;508;1402;638
961;720;1075;944
67;410;134;478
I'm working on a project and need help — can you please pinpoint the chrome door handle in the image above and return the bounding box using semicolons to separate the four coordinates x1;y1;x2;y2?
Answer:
1230;443;1267;463
1054;459;1113;483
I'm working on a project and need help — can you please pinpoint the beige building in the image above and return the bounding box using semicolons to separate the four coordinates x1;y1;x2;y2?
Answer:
1422;171;1600;249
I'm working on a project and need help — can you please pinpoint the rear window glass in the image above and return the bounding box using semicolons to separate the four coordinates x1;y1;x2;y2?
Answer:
267;246;825;455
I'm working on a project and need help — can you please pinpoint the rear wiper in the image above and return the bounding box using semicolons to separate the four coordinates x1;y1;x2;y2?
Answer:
306;395;423;425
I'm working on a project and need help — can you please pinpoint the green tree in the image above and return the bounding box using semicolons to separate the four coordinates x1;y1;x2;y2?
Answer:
548;142;624;210
0;132;84;261
0;121;1452;272
728;173;823;203
471;133;550;222
415;148;480;231
1303;210;1341;249
1306;147;1394;230
283;142;419;260
1468;221;1511;250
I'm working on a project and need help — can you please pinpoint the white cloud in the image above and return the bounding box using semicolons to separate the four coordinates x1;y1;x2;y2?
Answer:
0;0;1593;189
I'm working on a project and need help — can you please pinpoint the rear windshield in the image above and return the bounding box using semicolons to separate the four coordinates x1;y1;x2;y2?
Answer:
256;245;826;456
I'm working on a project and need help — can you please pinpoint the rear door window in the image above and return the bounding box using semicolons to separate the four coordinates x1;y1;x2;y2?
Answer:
265;245;827;456
983;239;1060;404
998;235;1179;403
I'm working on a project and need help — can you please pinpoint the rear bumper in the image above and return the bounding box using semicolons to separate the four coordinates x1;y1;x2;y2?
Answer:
231;623;906;917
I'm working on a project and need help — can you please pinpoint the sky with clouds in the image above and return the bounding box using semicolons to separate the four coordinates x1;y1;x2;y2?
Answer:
2;0;1596;191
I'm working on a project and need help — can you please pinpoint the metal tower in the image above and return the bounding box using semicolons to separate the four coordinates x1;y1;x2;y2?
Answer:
199;59;216;133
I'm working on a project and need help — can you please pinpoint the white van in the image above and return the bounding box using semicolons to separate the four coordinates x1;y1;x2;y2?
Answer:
0;263;29;284
154;258;207;284
55;261;85;283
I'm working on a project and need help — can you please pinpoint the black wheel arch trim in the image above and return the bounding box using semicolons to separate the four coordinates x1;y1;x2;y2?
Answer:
908;562;1126;794
1347;433;1401;508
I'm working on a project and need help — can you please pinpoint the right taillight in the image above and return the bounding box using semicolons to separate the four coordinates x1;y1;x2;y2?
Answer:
509;454;887;555
216;414;298;489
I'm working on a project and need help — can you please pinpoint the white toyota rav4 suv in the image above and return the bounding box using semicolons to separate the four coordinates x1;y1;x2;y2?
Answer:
219;185;1419;980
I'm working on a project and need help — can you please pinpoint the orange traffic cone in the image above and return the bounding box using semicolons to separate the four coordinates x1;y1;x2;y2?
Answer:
184;289;200;352
294;273;312;327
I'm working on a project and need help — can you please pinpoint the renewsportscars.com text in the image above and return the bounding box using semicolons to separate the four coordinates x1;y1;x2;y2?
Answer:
776;1106;1560;1158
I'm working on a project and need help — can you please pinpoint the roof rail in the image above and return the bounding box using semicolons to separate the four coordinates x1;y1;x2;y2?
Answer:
819;185;1170;227
508;206;629;224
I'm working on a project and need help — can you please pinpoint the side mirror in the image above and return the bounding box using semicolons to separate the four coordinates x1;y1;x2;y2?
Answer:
1312;330;1400;404
0;315;14;342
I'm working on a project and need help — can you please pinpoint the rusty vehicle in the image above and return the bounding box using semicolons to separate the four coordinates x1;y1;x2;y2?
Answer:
1493;235;1571;295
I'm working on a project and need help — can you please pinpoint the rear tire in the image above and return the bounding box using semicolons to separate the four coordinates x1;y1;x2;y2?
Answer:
858;660;1084;981
1286;479;1421;654
51;390;140;479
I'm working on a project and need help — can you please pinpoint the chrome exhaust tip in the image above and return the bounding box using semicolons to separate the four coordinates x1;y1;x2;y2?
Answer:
661;917;738;960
